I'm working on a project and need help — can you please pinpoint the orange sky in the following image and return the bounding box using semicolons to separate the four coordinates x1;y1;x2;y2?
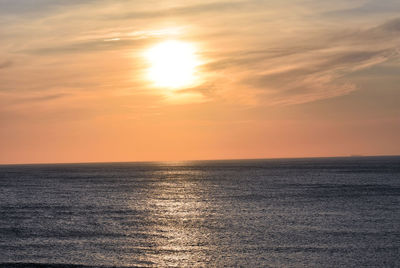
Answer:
1;0;400;164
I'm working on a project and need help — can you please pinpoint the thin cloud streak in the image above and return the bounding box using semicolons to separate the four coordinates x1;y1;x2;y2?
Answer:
0;60;13;69
112;1;257;20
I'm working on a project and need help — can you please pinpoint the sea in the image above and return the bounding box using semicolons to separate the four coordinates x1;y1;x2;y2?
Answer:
0;156;399;267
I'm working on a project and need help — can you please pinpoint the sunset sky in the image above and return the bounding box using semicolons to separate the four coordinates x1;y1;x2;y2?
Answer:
1;0;400;164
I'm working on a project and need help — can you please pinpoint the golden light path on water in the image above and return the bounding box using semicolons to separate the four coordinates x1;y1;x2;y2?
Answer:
142;168;213;266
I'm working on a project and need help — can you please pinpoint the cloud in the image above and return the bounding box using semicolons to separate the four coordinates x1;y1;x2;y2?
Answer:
19;93;69;103
1;93;69;106
199;17;400;105
176;83;217;97
0;60;12;69
323;0;400;18
27;38;150;55
0;0;96;17
377;17;400;32
23;28;182;55
114;1;256;20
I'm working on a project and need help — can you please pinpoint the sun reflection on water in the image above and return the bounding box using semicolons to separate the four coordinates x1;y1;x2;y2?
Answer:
138;168;214;266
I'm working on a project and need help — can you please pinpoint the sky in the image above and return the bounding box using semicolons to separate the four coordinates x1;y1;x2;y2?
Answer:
1;0;400;164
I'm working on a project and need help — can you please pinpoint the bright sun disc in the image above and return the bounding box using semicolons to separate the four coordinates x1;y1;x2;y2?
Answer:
145;40;200;89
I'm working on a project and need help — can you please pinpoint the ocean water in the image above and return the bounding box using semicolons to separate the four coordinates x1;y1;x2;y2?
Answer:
0;156;399;267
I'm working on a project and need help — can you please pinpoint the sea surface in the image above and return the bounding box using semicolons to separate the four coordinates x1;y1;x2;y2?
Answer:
0;156;399;267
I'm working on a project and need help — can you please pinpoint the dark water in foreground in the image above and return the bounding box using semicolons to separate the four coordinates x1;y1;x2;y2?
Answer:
0;156;399;267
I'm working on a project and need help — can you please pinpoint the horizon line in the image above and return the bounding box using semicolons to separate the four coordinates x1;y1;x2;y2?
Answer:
1;154;399;166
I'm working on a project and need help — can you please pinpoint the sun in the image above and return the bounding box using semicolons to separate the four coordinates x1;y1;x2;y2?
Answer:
145;40;201;89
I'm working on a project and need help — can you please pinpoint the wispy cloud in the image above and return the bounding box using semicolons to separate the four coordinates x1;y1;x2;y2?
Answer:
323;0;400;18
0;0;96;17
27;38;150;55
9;93;69;104
0;60;13;69
113;1;255;20
197;17;400;105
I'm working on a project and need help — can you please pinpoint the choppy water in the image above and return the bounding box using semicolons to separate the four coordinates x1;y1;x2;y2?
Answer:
0;156;399;267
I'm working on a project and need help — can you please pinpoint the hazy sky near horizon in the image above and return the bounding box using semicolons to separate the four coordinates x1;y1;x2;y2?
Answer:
1;0;400;164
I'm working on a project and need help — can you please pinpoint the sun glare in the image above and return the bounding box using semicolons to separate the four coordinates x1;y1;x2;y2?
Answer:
145;40;200;89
